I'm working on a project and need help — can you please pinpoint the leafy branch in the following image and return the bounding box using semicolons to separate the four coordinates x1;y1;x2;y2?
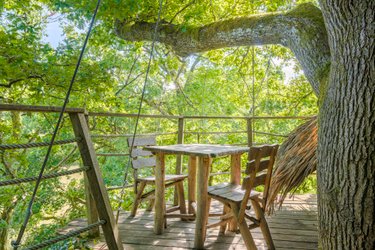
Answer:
0;75;45;88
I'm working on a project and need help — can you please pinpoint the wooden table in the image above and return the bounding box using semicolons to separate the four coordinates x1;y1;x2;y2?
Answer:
144;144;249;249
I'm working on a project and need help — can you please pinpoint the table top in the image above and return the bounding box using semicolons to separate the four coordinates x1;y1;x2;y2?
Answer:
144;144;249;157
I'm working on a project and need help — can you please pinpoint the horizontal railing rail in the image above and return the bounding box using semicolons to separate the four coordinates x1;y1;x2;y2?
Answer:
0;103;313;121
88;112;312;121
91;132;178;138
0;103;85;113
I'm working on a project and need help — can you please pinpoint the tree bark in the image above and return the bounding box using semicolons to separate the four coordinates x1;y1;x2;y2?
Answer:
317;0;375;248
114;3;330;95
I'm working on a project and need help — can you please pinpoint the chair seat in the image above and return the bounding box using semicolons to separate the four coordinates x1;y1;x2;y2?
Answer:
138;174;188;183
208;183;260;203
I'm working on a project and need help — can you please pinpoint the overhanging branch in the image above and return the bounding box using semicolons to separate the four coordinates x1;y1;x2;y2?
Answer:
114;3;331;96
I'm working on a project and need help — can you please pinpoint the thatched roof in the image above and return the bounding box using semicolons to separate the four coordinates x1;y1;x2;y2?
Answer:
267;116;317;214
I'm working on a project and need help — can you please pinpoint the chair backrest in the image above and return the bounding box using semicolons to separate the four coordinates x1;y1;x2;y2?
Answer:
241;144;279;209
127;137;157;177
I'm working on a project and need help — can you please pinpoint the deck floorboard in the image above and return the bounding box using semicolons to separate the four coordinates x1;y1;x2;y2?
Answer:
61;194;318;249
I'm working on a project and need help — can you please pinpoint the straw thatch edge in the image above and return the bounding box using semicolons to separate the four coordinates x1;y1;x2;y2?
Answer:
267;116;317;214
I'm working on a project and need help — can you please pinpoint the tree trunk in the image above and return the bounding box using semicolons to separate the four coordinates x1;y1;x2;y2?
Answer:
317;0;375;248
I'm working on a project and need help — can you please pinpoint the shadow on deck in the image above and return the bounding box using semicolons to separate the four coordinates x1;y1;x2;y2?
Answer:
62;194;318;249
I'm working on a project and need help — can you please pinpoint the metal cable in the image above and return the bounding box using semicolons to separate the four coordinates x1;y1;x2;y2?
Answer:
11;1;101;248
96;153;129;157
0;138;80;150
19;220;106;250
0;166;90;187
115;0;164;223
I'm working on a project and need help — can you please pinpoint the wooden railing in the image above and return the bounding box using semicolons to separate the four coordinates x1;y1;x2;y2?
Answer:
0;103;313;247
86;111;311;184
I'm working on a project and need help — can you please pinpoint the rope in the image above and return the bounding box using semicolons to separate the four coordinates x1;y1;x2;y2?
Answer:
0;166;90;187
17;220;106;250
11;1;101;248
96;153;129;157
107;184;133;191
115;0;164;223
0;138;80;150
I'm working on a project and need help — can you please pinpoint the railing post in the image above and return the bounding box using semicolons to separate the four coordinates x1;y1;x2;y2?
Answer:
174;117;184;205
176;117;185;174
247;118;253;147
70;113;123;250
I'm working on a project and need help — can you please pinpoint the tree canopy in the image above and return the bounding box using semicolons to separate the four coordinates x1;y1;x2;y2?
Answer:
1;0;318;116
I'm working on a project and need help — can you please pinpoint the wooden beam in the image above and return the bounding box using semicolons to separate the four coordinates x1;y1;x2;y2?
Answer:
69;113;123;250
0;104;313;121
247;118;253;147
84;173;100;237
0;103;85;113
89;112;181;119
176;117;185;174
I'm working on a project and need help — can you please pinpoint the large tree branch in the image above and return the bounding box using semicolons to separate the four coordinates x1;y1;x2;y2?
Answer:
115;3;330;96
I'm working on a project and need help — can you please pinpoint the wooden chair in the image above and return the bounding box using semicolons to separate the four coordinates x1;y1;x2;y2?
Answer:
207;144;279;250
127;136;187;217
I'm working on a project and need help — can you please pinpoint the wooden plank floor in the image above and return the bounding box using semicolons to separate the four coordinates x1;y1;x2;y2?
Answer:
62;194;318;249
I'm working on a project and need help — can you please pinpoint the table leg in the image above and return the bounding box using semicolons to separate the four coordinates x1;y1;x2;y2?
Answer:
154;153;165;234
229;153;242;231
194;156;211;249
188;156;197;215
231;153;242;184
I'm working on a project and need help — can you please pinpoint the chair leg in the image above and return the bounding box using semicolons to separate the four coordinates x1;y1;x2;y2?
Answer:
227;203;238;232
130;181;146;217
206;197;211;223
232;203;257;250
219;204;230;235
146;198;155;211
176;181;187;216
251;199;275;250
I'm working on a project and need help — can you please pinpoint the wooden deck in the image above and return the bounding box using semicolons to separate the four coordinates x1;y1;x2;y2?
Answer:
62;194;318;249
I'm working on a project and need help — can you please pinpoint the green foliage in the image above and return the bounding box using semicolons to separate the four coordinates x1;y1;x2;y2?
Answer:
0;0;318;248
293;175;317;194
